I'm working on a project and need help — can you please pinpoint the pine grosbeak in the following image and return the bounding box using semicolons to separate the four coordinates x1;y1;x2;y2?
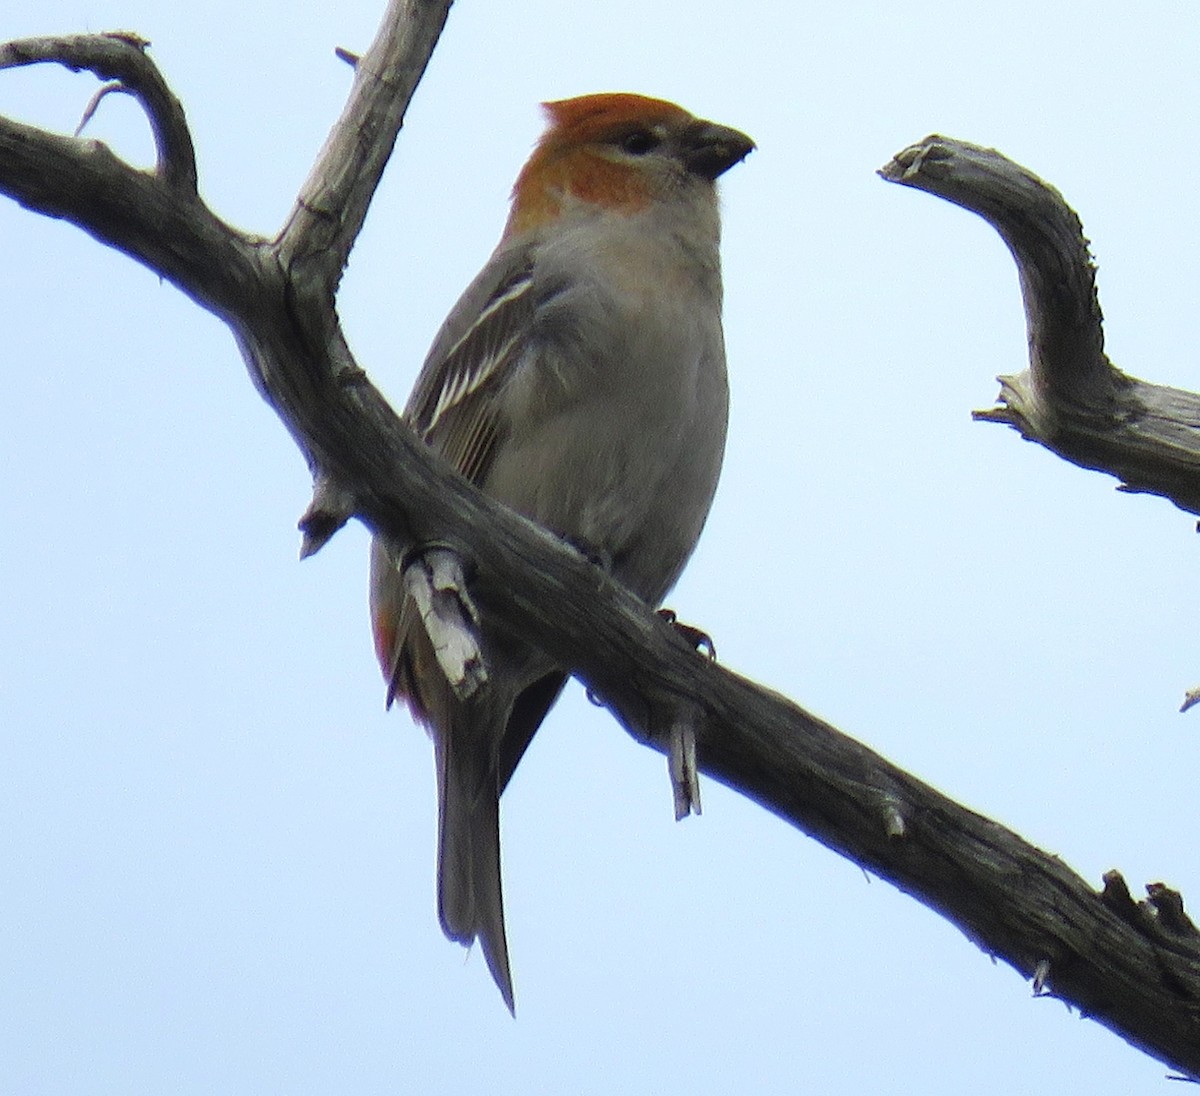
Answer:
370;93;753;1010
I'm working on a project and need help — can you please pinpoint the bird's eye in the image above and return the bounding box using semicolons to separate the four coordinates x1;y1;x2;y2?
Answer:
619;129;659;156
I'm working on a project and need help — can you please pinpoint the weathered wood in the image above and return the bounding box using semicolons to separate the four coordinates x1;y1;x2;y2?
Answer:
2;11;1200;1078
881;136;1200;517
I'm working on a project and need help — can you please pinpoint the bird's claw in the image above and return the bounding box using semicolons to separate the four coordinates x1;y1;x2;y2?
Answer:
657;608;717;661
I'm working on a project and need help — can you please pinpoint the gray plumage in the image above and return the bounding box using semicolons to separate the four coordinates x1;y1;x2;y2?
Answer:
370;93;752;1010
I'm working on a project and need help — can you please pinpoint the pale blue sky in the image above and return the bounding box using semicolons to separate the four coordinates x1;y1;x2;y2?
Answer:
2;2;1197;1092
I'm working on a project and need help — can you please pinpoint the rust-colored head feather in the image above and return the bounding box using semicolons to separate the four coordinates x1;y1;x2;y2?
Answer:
505;93;699;237
538;93;693;147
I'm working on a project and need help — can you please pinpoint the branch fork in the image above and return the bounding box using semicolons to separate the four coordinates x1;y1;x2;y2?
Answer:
5;14;1200;1076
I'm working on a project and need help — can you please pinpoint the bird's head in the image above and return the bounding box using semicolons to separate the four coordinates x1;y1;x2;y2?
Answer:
505;93;754;238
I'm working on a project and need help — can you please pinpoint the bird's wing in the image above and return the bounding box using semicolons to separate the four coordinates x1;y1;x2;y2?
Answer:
374;247;539;710
405;253;536;485
370;244;557;1013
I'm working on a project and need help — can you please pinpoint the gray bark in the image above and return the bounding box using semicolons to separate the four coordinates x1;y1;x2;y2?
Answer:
881;136;1200;517
3;9;1200;1079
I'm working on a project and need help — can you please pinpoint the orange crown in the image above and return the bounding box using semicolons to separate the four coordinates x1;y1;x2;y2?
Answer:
505;93;696;237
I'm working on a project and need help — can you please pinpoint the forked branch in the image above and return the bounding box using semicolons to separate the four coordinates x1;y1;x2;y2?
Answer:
0;31;196;190
2;10;1200;1078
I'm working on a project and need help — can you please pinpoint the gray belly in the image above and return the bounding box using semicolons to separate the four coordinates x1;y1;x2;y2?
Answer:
483;360;727;605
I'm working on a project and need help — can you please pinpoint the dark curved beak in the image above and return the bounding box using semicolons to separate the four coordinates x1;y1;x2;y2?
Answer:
681;120;756;180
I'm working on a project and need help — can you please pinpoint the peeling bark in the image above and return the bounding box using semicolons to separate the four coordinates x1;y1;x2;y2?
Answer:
3;10;1200;1078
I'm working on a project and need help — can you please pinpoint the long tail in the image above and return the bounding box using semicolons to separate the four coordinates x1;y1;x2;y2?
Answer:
434;715;514;1013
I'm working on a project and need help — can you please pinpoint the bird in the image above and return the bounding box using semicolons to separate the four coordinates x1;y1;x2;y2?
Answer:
369;92;753;1011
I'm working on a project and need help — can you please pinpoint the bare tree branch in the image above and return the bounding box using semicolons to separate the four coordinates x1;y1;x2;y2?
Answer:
880;136;1200;517
0;55;253;323
0;31;197;191
3;13;1200;1079
277;0;452;287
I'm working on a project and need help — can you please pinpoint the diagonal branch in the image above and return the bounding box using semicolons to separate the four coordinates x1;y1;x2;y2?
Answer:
2;14;1200;1079
277;0;453;287
880;136;1200;517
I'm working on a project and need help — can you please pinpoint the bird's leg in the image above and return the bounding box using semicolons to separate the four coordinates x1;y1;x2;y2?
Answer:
401;544;489;700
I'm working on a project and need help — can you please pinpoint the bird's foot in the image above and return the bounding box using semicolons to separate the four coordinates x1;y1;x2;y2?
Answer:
657;608;717;661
